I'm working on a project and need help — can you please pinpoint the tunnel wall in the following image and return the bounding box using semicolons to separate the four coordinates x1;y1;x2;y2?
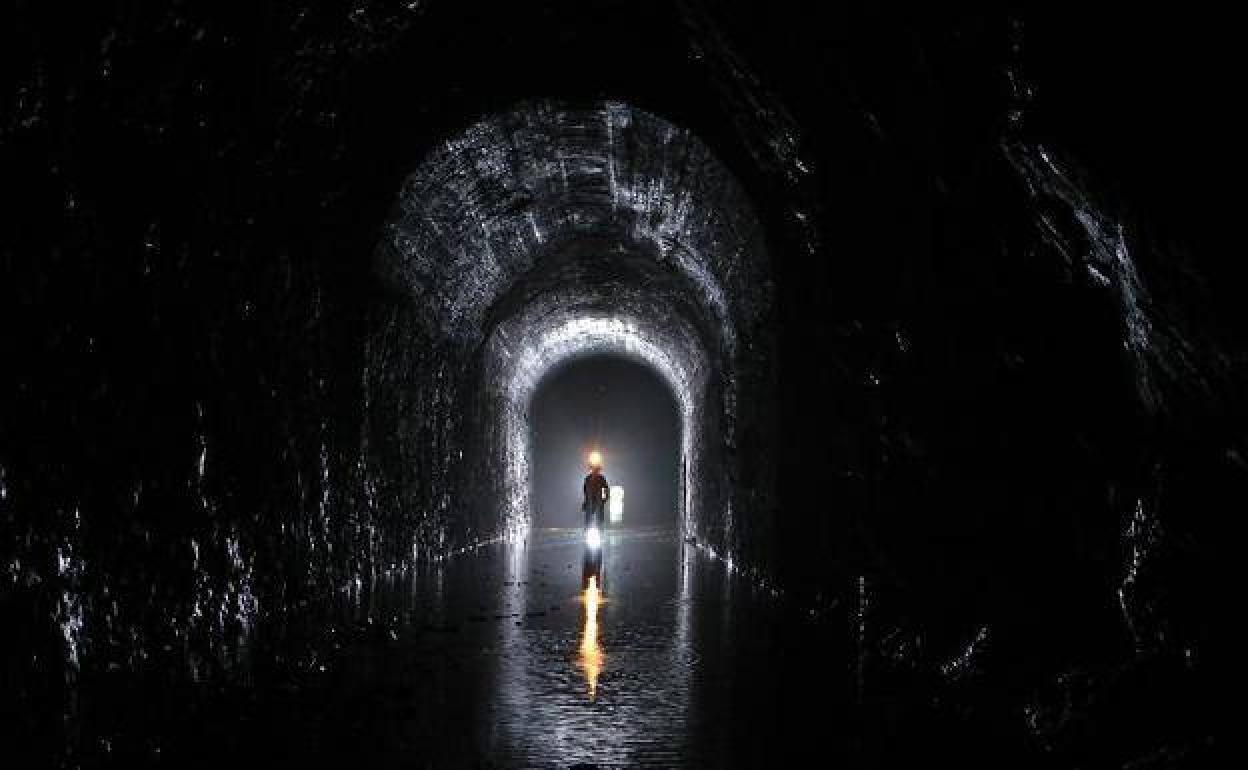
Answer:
373;101;780;571
4;3;1240;764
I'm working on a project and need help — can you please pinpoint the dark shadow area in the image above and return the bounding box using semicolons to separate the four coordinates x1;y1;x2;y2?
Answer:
530;355;681;530
3;3;1238;767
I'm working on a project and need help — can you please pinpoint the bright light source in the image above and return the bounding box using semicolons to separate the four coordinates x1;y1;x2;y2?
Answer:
580;577;603;699
586;526;602;549
588;450;603;468
609;486;623;523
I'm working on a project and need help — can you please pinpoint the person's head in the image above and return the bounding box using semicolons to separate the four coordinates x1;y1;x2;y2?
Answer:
587;449;603;473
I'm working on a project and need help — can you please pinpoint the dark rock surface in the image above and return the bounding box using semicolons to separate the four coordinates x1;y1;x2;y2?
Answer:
3;3;1237;766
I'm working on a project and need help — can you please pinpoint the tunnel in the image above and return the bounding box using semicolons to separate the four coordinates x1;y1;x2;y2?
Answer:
528;355;682;529
371;101;777;567
3;4;1239;768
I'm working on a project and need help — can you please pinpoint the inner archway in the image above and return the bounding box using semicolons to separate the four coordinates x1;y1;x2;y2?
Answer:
372;99;779;573
529;354;681;530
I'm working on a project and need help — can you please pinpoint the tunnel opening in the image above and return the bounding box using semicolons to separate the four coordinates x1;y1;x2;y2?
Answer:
529;353;682;531
372;100;780;573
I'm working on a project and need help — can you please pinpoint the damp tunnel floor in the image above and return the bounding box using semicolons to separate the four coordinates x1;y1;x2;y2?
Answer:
111;526;1031;769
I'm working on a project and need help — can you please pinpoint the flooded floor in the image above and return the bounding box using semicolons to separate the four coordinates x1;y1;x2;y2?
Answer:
59;525;1052;768
214;526;847;768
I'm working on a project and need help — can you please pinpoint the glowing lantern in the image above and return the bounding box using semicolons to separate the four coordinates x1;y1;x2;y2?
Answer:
609;485;623;522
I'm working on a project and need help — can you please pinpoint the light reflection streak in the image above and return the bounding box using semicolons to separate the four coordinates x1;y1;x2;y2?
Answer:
579;576;605;699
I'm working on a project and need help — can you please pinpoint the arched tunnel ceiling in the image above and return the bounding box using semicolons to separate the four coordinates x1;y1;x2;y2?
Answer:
491;296;707;417
378;100;774;358
374;98;779;552
483;240;719;410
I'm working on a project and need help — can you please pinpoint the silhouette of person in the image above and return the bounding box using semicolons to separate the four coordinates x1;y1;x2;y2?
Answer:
583;453;610;528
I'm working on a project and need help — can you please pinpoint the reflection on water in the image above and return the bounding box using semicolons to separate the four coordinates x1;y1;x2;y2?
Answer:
485;527;696;764
579;576;605;698
38;523;861;767
313;526;788;766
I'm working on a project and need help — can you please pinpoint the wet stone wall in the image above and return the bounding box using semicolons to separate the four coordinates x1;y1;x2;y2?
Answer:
3;3;1240;765
372;100;780;570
